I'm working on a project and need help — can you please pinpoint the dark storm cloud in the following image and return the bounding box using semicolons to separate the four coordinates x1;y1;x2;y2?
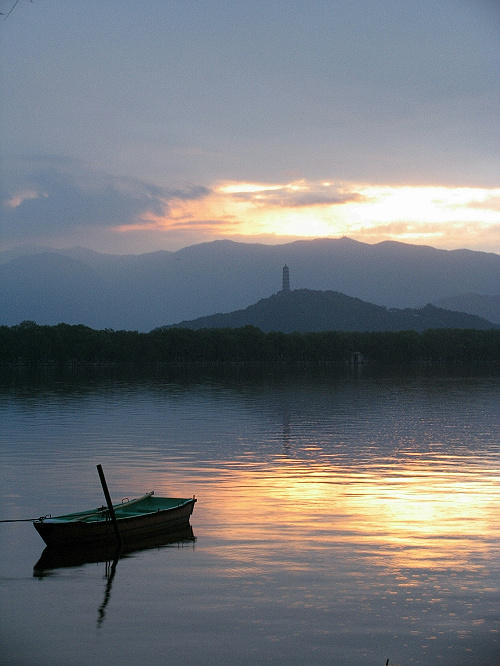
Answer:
0;156;209;240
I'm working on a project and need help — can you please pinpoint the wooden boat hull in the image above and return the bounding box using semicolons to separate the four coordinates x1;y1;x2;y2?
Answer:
34;495;196;547
33;525;195;574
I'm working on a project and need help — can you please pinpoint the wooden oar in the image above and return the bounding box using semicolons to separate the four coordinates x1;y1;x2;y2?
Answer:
97;465;122;548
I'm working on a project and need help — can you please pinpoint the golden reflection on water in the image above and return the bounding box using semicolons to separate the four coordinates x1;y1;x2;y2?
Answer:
174;450;500;573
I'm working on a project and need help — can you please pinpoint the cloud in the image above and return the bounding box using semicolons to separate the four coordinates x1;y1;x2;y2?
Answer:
464;194;500;212
224;181;364;208
166;218;238;230
118;217;238;232
4;189;46;209
2;162;499;254
0;155;210;241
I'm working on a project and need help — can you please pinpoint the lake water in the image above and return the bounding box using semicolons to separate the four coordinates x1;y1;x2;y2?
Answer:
1;365;499;665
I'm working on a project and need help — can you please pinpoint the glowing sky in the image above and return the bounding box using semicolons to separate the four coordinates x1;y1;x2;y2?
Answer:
1;1;499;254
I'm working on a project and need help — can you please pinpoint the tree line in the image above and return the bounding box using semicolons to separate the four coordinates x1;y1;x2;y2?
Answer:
1;321;499;366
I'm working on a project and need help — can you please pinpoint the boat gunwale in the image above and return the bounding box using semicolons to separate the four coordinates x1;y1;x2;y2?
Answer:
35;495;196;525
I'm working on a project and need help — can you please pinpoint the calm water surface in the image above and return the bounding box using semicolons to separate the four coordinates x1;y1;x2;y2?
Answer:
1;366;499;665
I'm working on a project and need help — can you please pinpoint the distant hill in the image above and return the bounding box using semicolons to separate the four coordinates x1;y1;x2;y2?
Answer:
432;293;500;324
163;289;498;333
1;238;499;331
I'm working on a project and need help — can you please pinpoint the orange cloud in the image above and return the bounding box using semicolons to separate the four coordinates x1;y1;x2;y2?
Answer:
222;180;364;208
4;189;47;208
113;179;500;253
464;194;500;212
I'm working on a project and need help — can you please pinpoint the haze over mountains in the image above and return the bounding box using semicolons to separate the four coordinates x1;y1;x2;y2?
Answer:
1;238;499;332
432;293;500;325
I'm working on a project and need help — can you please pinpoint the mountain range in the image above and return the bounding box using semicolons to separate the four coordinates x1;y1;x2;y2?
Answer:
1;238;499;331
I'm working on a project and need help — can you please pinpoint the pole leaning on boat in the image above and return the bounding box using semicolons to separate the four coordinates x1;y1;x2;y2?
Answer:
96;464;123;548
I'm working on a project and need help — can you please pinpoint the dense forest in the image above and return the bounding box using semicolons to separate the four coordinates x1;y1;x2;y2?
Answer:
1;321;499;366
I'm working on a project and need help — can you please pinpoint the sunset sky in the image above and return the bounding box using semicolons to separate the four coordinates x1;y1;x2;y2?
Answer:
1;0;499;254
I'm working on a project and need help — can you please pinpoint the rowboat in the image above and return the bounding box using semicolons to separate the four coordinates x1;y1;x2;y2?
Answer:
33;492;196;547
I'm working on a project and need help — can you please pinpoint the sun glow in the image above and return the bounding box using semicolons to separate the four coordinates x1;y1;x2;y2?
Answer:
352;185;500;225
114;179;500;252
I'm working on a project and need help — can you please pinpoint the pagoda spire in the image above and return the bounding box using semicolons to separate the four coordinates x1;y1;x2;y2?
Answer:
282;264;290;292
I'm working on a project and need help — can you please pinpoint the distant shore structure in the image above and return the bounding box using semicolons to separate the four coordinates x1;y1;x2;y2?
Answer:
282;264;290;292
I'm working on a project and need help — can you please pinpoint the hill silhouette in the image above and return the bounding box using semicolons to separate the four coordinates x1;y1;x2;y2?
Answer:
1;238;499;331
164;289;497;333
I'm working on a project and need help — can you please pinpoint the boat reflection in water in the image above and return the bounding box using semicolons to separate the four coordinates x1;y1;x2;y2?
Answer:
33;526;196;626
